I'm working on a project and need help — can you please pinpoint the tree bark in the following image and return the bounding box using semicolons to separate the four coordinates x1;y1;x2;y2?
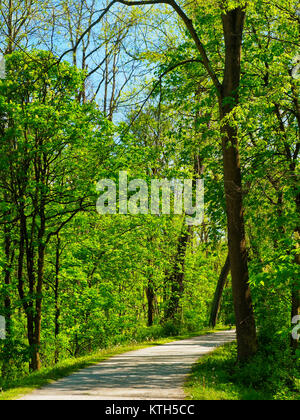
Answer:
146;277;155;327
1;222;14;377
219;8;257;361
3;223;13;339
54;235;61;363
209;254;230;328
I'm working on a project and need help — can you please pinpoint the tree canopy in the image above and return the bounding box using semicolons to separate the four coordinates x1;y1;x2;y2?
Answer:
0;0;299;400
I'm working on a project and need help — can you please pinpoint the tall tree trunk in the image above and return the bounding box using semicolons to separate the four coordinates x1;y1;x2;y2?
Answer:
1;222;14;377
209;254;230;328
165;224;191;321
18;207;41;371
32;202;46;371
54;235;61;363
146;277;155;327
17;209;35;372
220;8;257;361
3;223;13;339
25;244;40;371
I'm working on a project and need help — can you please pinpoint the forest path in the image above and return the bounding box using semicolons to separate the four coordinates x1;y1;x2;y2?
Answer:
19;330;236;400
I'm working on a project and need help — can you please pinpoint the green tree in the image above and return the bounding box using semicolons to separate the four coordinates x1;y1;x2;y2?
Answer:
0;50;113;370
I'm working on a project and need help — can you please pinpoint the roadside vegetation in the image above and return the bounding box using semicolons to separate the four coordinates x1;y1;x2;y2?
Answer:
0;0;299;400
185;342;300;400
1;327;227;400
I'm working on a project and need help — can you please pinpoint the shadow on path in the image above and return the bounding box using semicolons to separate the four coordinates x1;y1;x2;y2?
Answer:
19;330;236;400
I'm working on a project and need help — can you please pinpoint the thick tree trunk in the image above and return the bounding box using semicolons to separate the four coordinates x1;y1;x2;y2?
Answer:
17;208;41;371
25;247;42;371
209;254;230;328
30;338;41;371
220;9;257;361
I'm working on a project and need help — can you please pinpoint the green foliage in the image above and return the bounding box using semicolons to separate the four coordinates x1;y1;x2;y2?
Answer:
186;342;300;400
0;0;299;399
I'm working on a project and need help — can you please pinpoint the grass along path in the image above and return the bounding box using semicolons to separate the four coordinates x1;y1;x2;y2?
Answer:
1;327;230;400
185;342;300;400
